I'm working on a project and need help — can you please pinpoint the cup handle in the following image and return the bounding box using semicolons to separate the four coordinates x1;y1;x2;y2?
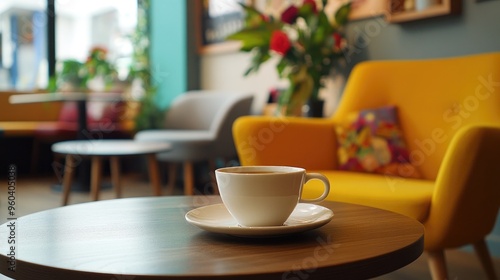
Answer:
299;173;330;203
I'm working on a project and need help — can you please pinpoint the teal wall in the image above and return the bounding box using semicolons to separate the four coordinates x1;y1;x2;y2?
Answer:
150;0;187;109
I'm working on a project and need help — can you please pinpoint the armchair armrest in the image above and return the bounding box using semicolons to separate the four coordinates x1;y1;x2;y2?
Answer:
233;116;338;170
424;125;500;250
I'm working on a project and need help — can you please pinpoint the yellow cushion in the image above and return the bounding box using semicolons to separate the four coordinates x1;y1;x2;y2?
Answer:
333;53;500;180
335;105;422;179
302;170;434;222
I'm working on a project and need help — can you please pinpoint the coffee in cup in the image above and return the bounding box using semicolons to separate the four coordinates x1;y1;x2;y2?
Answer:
215;166;330;227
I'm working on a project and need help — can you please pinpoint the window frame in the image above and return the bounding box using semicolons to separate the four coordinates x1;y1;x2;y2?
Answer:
0;0;139;93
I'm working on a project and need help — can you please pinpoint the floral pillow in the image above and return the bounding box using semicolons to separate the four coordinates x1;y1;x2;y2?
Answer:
335;106;421;179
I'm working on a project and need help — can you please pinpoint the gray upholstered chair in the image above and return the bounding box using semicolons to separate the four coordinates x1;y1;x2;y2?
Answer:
134;90;254;195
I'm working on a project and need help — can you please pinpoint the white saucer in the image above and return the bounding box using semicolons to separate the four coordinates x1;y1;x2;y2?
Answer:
185;203;333;237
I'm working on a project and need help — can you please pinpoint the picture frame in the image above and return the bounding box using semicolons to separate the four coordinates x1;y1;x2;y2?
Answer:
327;0;388;21
195;0;253;54
253;0;388;21
195;0;388;55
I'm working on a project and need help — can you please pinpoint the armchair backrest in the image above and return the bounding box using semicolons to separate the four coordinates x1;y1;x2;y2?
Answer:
164;90;231;130
334;52;500;180
211;93;254;158
163;90;254;158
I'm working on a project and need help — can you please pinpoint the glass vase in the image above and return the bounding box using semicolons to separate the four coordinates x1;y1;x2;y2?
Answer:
306;98;324;118
277;66;316;117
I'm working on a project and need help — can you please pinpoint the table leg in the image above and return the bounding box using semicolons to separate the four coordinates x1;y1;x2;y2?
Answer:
183;161;194;195
110;156;121;198
147;154;161;196
53;101;112;194
90;156;103;201
76;100;88;140
62;154;76;206
69;100;100;193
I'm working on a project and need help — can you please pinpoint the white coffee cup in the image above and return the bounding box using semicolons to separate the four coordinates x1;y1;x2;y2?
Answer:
215;166;330;227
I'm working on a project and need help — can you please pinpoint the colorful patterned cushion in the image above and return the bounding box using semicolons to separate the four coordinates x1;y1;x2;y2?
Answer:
335;106;421;179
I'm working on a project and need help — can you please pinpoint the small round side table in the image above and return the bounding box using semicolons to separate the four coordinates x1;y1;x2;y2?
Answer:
52;140;171;205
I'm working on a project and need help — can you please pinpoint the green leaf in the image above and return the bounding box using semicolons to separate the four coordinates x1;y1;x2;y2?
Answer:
276;58;288;77
308;14;319;30
243;67;254;76
241;4;266;27
318;11;332;34
47;76;57;92
243;47;271;76
335;3;351;26
312;26;326;45
297;28;307;49
298;3;314;18
260;51;271;63
226;28;269;49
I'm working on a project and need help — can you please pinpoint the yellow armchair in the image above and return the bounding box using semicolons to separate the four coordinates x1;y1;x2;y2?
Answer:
233;52;500;279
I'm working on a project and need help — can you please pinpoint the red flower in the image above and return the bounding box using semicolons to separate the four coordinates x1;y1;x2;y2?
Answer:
270;31;291;56
281;5;299;24
88;46;108;60
333;32;342;49
302;0;318;14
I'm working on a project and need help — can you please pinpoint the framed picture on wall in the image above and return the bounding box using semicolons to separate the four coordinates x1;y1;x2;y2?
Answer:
254;0;389;21
195;0;388;54
196;0;251;54
327;0;388;20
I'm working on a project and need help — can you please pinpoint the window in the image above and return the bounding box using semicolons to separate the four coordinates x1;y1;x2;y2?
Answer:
0;0;46;90
0;0;137;91
55;0;137;81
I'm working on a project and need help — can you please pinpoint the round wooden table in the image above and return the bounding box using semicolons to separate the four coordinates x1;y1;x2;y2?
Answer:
0;196;424;280
52;140;171;205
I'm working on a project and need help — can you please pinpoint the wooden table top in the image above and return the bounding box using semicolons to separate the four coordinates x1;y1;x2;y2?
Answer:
51;140;172;156
8;92;126;104
0;196;424;280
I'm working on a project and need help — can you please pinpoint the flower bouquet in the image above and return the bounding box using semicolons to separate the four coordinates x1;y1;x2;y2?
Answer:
227;0;351;116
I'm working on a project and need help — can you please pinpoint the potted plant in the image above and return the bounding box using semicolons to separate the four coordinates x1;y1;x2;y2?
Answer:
127;0;164;131
55;47;120;93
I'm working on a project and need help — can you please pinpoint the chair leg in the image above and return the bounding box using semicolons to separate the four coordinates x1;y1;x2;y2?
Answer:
427;250;448;280
62;154;76;206
90;156;103;201
167;163;177;195
474;239;498;280
183;161;194;195
147;154;161;196
110;156;121;198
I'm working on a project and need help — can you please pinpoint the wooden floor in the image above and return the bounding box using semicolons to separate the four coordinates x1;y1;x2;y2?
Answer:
0;173;499;280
